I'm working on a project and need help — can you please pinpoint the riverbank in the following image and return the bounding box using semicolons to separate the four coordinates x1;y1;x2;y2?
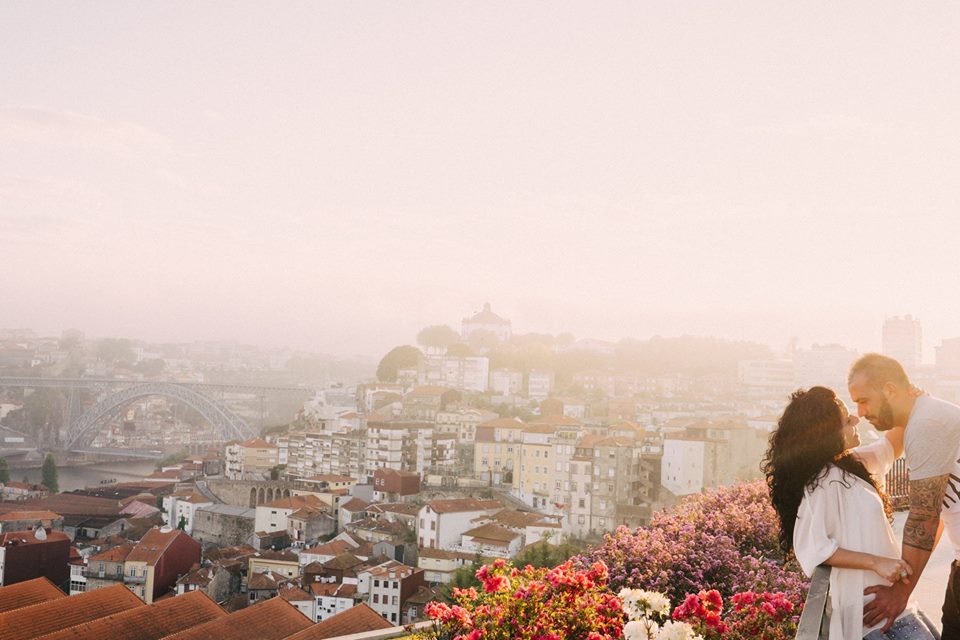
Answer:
10;460;159;492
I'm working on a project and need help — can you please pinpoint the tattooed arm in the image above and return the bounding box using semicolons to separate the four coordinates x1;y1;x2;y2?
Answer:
863;474;949;632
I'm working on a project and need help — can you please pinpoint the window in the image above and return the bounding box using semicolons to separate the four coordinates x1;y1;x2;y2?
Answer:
578;499;585;508
392;595;398;605
430;521;436;531
373;593;379;603
578;515;585;524
374;579;380;587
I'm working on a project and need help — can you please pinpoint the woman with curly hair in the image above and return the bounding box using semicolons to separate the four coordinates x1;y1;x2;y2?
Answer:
764;386;934;639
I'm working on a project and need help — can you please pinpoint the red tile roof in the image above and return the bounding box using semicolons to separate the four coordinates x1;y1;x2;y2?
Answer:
462;523;521;543
425;498;501;514
237;438;277;449
0;510;62;522
338;497;370;512
127;528;191;565
0;528;71;548
302;539;352;557
284;603;395;640
89;543;135;563
0;583;143;640
277;584;313;602
23;494;121;517
35;589;226;640
479;417;526;429
0;577;65;613
163;595;312;640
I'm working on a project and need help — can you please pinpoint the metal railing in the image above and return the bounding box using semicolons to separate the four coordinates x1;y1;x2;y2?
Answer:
886;457;910;510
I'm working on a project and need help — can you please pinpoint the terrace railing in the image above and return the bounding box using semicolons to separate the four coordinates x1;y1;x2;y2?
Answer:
795;565;941;640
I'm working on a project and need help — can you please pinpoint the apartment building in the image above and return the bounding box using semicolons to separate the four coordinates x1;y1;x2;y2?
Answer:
660;421;767;497
124;527;201;603
358;560;425;626
225;438;279;480
473;417;525;485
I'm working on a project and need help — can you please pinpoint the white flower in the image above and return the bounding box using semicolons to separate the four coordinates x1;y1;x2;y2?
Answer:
623;619;658;640
618;588;671;619
657;620;704;640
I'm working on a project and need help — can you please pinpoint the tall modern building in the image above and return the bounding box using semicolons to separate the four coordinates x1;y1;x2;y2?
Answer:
882;315;922;372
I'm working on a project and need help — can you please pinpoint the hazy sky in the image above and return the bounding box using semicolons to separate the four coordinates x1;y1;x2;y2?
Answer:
4;2;960;359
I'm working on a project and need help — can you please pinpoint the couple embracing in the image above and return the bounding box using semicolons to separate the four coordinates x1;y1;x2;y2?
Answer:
765;354;960;639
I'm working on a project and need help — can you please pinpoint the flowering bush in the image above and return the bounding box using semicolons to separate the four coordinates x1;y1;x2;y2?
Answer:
417;558;624;640
672;589;797;640
577;480;808;607
620;588;703;640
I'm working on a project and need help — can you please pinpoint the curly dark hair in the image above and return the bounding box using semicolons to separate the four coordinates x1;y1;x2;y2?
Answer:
762;386;891;554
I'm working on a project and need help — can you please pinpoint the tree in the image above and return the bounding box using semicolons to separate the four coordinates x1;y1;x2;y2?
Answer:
177;515;187;530
0;458;9;484
416;325;460;350
41;454;59;493
134;358;165;377
376;345;422;382
96;338;136;367
444;343;475;358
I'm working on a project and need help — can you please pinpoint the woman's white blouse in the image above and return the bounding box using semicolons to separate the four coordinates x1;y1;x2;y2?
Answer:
793;437;899;639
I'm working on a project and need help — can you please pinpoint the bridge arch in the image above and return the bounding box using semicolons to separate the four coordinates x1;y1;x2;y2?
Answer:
65;382;254;450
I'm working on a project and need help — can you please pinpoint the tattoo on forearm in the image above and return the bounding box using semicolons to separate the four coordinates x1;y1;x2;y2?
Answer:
904;475;950;551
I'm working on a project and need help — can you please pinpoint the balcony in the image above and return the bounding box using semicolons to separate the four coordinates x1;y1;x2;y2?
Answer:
124;573;147;584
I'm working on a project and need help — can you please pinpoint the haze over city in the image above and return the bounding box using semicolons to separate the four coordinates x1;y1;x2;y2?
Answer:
4;2;960;360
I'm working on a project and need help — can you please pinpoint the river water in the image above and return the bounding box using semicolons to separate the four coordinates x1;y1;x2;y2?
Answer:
12;460;159;492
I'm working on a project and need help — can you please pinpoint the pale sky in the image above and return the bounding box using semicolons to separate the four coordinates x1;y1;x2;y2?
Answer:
3;2;960;360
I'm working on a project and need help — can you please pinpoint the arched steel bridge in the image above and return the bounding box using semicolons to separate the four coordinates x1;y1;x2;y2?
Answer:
0;377;312;451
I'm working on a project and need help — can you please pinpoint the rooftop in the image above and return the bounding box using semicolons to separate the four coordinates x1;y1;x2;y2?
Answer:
0;583;143;640
284;603;395;640
36;589;225;640
163;595;312;640
0;577;65;614
126;528;191;565
425;498;501;514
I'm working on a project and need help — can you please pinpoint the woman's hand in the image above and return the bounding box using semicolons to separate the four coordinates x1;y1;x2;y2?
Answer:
871;556;913;584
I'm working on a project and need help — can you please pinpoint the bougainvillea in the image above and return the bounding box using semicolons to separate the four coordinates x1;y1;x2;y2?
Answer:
673;590;797;640
577;480;808;607
417;558;625;640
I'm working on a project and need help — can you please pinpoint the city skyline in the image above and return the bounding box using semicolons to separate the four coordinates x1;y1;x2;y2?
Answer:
4;3;960;359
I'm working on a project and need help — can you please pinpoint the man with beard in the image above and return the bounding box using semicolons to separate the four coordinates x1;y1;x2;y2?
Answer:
849;353;960;637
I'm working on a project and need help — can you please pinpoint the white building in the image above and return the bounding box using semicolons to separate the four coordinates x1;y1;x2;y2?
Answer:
162;493;213;534
461;303;512;343
358;560;425;626
419;355;490;392
527;370;554;400
416;498;502;550
489;368;523;396
661;437;707;496
254;494;327;535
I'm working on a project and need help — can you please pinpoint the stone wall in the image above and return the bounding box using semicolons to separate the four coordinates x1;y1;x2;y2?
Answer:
205;479;296;508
